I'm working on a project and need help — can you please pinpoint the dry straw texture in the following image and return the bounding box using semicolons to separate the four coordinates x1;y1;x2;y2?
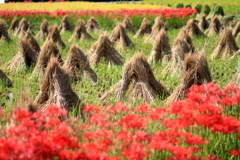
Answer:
63;44;97;83
198;15;209;31
205;16;223;36
69;20;93;42
37;57;81;116
8;16;18;33
122;17;135;34
163;28;195;75
101;53;169;104
0;19;11;43
35;19;49;40
211;27;239;59
0;69;12;87
86;17;99;32
233;21;240;39
184;18;205;37
86;33;123;66
58;15;74;33
144;16;168;43
47;24;66;49
134;17;152;39
148;28;171;63
165;52;212;106
14;17;29;37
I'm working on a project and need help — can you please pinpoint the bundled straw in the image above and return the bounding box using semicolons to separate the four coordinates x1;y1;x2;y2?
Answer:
205;16;223;36
0;19;11;43
165;52;212;106
230;61;240;85
184;19;205;37
16;90;37;112
14;17;29;37
23;29;41;56
100;61;132;102
109;23;121;44
163;28;195;75
38;57;81;115
46;24;66;49
233;21;240;39
134;17;152;39
0;69;12;87
211;27;239;59
86;33;123;66
144;16;168;43
198;15;209;31
100;53;169;104
122;17;135;34
68;20;93;42
63;44;97;83
115;24;134;50
148;28;171;63
8;17;18;33
58;15;74;33
4;38;37;72
32;39;63;79
35;19;49;40
86;17;99;32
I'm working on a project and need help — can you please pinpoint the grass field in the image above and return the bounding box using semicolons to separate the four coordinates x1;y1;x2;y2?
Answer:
0;2;240;159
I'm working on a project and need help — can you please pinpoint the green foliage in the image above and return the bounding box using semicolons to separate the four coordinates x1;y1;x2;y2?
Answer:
185;4;192;8
213;4;225;16
194;4;202;13
203;4;211;16
176;3;184;8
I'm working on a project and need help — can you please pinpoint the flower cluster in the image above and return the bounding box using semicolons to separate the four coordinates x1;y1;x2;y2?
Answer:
0;8;196;20
0;83;239;159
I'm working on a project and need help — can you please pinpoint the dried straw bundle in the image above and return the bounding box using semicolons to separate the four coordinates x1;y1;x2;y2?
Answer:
205;16;223;36
126;53;169;104
23;29;41;56
4;39;37;72
86;17;99;32
144;16;168;43
148;28;171;63
63;44;97;83
68;20;93;42
230;61;240;85
14;17;29;37
109;23;121;44
38;57;81;115
164;52;212;106
0;19;11;43
86;34;123;66
163;29;195;75
101;53;169;104
100;61;132;103
46;24;66;49
58;15;74;33
32;39;63;79
115;24;134;50
184;19;205;37
211;27;239;59
35;19;49;40
122;17;135;34
133;17;152;39
0;69;12;87
233;21;240;39
17;91;37;112
198;15;209;31
8;17;18;33
33;62;51;107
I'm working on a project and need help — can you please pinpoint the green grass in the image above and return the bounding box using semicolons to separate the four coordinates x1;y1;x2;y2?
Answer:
143;0;240;15
0;17;240;111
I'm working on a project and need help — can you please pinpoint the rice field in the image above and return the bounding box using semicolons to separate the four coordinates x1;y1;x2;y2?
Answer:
0;2;240;160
